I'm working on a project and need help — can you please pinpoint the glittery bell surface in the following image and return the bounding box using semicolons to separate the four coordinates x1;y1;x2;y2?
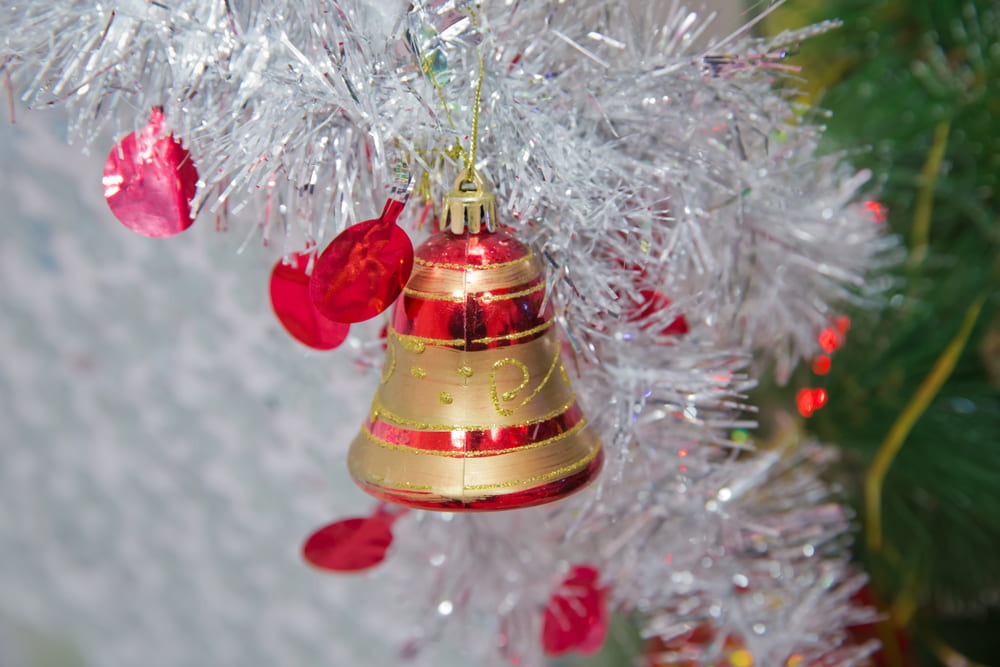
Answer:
347;213;602;511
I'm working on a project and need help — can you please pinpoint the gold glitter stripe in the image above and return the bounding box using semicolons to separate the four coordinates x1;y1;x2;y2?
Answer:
389;320;553;350
402;281;546;303
361;475;434;492
372;392;577;432
474;320;552;345
414;252;534;271
360;417;587;458
390;330;465;349
463;443;600;491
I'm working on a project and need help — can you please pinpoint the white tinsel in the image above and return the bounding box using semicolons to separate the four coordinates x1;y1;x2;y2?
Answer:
1;1;892;665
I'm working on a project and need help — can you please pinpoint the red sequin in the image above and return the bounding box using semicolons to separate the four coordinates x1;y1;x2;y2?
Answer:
542;565;609;657
863;200;888;223
817;327;841;354
797;389;816;418
102;108;199;238
812;355;831;375
797;388;829;417
813;388;828;408
302;507;401;572
270;252;350;350
310;199;413;323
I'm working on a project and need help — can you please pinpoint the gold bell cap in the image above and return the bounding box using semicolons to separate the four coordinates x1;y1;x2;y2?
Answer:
440;168;497;234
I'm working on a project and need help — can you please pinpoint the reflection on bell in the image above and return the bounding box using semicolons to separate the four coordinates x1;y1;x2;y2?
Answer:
347;170;603;511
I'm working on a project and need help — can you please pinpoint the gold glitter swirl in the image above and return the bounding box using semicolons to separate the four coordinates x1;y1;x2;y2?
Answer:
489;346;561;417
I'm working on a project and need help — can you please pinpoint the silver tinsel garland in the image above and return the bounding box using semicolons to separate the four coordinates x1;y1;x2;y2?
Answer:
1;0;892;664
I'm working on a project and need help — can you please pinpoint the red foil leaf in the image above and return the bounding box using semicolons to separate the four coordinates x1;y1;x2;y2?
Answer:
302;512;396;573
102;108;198;238
309;199;413;323
270;252;350;350
542;565;609;657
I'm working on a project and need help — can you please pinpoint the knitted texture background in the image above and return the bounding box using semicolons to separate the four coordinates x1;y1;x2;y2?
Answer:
0;110;413;667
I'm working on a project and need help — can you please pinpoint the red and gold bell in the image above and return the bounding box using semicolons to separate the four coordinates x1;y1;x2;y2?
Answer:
347;169;603;511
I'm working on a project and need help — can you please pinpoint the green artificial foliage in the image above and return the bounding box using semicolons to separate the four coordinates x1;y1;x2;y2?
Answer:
769;0;1000;664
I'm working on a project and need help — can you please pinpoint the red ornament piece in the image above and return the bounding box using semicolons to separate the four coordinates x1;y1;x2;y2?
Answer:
797;388;816;418
346;170;602;511
630;290;690;336
812;355;831;375
309;199;413;323
102;107;199;238
542;565;609;657
270;252;350;350
302;504;403;572
348;225;603;511
863;200;888;223
817;327;841;354
813;388;828;409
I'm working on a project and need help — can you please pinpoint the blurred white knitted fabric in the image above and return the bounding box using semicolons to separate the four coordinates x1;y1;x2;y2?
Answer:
0;109;411;667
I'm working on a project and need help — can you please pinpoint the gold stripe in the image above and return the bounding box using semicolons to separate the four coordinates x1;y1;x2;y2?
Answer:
347;416;601;501
481;282;546;303
464;444;600;491
474;320;552;345
402;281;546;303
391;331;465;349
360;417;587;458
409;251;540;294
388;320;553;350
360;475;434;492
414;252;534;271
372;393;577;432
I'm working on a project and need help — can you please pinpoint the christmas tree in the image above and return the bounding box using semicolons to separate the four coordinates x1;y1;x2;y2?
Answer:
0;1;935;665
766;1;1000;665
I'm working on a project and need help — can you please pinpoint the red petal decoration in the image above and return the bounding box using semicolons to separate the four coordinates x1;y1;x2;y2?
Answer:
630;290;690;336
302;508;399;572
309;199;413;323
102;108;199;238
542;565;609;657
270;252;350;350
